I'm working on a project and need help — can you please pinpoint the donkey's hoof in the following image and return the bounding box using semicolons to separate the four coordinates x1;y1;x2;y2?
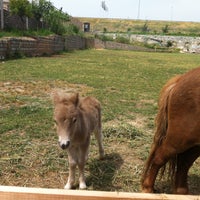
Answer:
99;151;105;160
64;183;72;190
79;182;87;190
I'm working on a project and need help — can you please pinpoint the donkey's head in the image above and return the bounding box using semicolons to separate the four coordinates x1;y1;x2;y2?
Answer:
52;91;79;150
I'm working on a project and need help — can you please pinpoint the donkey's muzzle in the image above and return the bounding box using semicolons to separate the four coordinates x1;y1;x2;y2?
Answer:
60;141;70;150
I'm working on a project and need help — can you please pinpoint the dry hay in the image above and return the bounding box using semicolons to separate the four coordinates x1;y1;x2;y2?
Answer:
0;80;94;108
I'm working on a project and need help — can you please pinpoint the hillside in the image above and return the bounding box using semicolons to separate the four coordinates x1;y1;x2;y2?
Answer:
77;17;200;36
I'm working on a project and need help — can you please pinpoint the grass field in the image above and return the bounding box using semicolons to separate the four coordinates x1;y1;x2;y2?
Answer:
78;17;200;36
0;49;200;194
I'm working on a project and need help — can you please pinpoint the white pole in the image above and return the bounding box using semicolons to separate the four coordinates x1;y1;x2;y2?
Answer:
137;0;141;20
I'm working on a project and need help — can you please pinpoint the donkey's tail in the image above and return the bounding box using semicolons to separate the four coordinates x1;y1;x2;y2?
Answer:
142;75;182;183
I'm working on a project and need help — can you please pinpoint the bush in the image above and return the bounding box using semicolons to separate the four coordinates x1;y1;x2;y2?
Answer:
95;34;113;42
103;27;107;33
162;25;169;34
65;24;80;35
115;36;130;44
142;21;149;33
166;40;173;47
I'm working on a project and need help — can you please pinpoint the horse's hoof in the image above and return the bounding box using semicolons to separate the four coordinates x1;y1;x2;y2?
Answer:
174;187;189;194
142;187;154;193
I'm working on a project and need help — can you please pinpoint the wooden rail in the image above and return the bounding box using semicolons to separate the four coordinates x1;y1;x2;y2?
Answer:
0;186;199;200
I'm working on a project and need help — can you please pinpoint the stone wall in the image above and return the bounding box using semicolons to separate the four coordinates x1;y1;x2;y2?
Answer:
0;36;150;59
65;36;86;50
0;35;86;59
1;34;199;60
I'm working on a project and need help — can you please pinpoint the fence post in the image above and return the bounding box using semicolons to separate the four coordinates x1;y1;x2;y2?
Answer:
0;0;4;30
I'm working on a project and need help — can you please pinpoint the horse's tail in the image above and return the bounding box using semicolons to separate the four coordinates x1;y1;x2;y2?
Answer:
142;75;182;183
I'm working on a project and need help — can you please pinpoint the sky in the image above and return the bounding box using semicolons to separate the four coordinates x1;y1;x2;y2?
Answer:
50;0;200;22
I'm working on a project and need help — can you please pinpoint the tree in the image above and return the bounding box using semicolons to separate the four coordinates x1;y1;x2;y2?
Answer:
10;0;32;22
46;9;70;34
32;0;70;34
32;0;54;23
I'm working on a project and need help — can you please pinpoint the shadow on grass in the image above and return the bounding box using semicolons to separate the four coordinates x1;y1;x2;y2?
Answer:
155;174;200;195
86;153;124;191
188;174;200;195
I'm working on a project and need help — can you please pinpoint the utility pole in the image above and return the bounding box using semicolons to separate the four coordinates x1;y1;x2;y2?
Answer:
0;0;4;29
137;0;141;20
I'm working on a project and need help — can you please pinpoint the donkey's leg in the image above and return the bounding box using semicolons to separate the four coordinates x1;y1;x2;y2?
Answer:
78;160;87;189
142;140;177;193
65;156;76;189
174;146;200;194
77;148;88;189
94;128;104;159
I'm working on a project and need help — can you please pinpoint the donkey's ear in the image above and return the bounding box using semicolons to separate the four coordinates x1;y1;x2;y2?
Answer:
71;93;79;106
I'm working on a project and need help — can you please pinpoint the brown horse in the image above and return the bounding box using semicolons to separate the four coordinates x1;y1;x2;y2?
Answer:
141;67;200;194
52;91;104;189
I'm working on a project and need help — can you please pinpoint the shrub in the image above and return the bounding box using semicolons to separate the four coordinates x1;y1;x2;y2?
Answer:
115;36;130;44
162;25;169;34
142;21;149;33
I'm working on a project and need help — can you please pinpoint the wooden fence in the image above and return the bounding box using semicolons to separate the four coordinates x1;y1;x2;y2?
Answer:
0;186;199;200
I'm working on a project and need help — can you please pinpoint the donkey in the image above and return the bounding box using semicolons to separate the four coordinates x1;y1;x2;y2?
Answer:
52;91;104;189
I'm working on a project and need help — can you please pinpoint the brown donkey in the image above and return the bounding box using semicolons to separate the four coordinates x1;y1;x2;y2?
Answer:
52;91;104;189
142;67;200;194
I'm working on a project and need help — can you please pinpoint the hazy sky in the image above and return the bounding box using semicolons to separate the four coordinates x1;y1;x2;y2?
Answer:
50;0;200;22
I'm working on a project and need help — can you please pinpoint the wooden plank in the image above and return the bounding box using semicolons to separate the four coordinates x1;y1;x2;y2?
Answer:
0;186;199;200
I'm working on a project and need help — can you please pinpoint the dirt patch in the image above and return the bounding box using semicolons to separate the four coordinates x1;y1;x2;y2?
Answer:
104;114;148;130
0;80;93;108
136;99;157;109
127;115;148;129
0;80;93;97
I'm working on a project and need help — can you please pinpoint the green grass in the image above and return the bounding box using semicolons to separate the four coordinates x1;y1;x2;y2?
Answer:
0;29;54;38
78;17;200;36
0;49;199;193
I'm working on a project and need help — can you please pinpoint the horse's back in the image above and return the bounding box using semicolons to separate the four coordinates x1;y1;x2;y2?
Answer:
169;67;200;115
167;67;200;145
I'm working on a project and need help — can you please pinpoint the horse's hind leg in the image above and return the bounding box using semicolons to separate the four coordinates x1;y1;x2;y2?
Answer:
94;127;104;159
174;146;200;194
142;140;177;193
